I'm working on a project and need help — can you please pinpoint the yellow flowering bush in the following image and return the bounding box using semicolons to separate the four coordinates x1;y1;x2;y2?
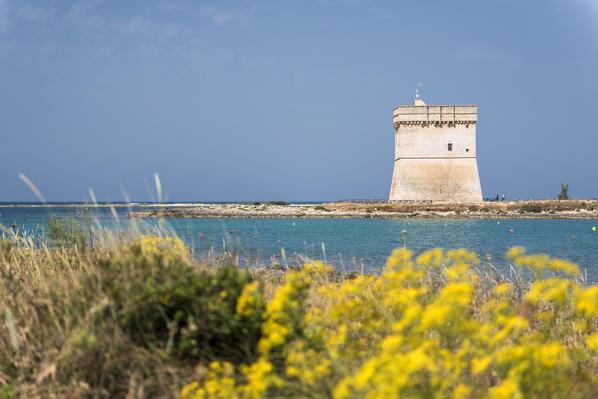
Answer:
182;248;598;398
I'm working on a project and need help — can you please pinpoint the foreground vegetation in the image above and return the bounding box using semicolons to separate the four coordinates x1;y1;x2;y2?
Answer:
1;227;598;398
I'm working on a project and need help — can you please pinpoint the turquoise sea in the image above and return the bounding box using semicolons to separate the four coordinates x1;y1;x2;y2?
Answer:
2;204;598;281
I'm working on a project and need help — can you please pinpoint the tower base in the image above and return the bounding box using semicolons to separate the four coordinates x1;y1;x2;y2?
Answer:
389;158;482;202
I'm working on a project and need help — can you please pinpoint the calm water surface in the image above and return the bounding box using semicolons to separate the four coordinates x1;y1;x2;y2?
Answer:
2;205;598;281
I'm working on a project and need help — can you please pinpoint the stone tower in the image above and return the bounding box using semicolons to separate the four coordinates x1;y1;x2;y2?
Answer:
389;99;483;202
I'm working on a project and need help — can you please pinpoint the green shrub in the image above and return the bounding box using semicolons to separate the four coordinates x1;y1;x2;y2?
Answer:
45;215;89;249
314;206;331;212
264;201;290;206
0;384;17;399
468;205;480;212
519;204;542;213
558;183;569;200
99;237;265;363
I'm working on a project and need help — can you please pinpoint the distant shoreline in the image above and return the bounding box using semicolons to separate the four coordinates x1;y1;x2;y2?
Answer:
0;203;232;208
2;200;597;220
126;200;598;220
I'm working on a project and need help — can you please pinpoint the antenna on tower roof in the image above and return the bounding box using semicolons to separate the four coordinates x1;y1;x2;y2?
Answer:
415;82;423;99
414;82;426;106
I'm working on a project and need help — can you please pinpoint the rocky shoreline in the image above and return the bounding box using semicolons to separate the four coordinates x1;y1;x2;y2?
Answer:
127;200;598;220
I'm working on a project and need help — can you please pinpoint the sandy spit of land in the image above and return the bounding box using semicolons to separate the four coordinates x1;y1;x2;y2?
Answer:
126;200;598;220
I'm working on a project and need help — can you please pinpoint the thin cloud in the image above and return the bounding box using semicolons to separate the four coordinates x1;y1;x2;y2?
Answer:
158;25;179;41
378;12;398;20
454;44;511;63
316;0;367;5
68;0;105;32
0;0;9;33
158;1;265;26
199;5;234;25
17;4;52;22
114;16;153;35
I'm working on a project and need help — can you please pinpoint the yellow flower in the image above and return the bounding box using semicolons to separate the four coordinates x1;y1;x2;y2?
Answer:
241;358;282;398
133;234;190;263
493;283;512;297
420;283;473;330
489;317;529;347
535;342;567;368
182;362;239;399
525;278;571;307
181;382;199;399
236;281;261;317
472;356;492;375
416;248;444;268
548;258;579;276
585;332;598;351
452;383;472;399
447;248;479;266
386;247;413;271
576;286;598;317
489;377;521;399
506;246;526;260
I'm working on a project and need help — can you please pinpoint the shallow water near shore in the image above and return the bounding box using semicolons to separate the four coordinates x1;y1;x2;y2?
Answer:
2;205;598;281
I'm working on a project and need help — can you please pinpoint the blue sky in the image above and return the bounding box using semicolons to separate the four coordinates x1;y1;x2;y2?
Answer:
1;0;597;202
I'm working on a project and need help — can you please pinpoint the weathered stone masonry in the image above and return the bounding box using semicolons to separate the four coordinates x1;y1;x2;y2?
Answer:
389;100;483;202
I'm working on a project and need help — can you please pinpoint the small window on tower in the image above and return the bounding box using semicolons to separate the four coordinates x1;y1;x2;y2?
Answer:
448;143;453;151
466;148;470;152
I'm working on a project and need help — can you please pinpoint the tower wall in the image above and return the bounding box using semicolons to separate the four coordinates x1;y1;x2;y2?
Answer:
389;105;483;202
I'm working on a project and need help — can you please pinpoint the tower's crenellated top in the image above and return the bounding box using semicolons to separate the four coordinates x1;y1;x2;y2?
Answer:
393;105;477;128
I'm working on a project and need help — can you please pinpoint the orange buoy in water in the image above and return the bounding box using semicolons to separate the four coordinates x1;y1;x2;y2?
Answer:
509;228;514;233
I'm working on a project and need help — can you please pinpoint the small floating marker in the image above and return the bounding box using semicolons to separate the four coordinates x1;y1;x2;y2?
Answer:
497;221;500;224
292;223;296;226
444;223;447;227
593;226;596;231
571;235;575;241
509;228;514;233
